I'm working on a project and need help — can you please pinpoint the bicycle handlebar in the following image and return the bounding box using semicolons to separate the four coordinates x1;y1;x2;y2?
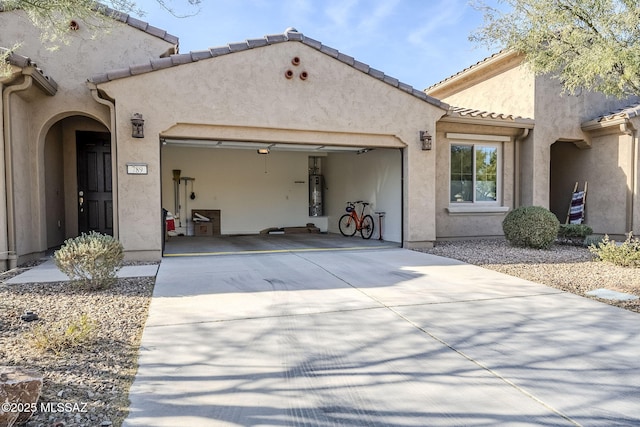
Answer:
346;201;370;206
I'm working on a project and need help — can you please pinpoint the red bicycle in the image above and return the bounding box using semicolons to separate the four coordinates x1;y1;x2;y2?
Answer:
338;201;374;239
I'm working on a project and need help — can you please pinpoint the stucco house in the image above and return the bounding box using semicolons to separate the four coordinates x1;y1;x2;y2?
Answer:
427;50;640;239
1;8;636;269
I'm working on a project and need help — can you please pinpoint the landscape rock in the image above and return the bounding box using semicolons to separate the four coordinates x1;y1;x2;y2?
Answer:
0;366;43;426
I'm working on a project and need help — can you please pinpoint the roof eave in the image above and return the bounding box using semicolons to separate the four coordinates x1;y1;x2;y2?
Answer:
581;116;629;132
2;48;58;94
23;65;57;95
441;106;534;129
440;114;535;129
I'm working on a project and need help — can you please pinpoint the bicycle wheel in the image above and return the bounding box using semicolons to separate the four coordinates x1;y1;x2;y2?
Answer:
339;214;357;236
360;215;375;239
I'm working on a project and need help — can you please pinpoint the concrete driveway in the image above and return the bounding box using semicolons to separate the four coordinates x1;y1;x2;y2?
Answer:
124;247;640;426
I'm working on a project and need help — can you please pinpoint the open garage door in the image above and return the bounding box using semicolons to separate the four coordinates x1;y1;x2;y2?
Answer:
160;135;402;252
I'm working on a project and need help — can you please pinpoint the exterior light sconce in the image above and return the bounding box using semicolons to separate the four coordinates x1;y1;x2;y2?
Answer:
131;113;145;138
257;148;270;154
419;130;432;150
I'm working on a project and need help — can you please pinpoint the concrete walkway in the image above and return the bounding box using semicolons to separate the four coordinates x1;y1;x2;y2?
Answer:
124;248;640;426
3;259;158;284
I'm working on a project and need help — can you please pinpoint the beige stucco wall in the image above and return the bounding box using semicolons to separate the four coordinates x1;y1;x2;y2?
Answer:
526;77;640;208
551;137;629;234
432;64;535;119
6;87;36;258
633;118;640;235
44;121;64;247
434;121;520;239
1;10;176;261
429;52;639;215
550;128;638;236
0;10;174;90
97;41;445;256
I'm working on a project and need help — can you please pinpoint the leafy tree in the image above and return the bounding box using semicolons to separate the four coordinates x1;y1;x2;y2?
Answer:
1;0;200;76
471;0;640;98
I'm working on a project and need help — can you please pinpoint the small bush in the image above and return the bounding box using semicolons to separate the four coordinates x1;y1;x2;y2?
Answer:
30;314;97;355
557;224;593;246
558;224;593;238
54;231;124;290
589;232;640;267
583;234;604;247
502;206;560;249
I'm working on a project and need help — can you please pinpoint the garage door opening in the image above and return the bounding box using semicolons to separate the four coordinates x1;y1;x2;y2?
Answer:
160;138;402;254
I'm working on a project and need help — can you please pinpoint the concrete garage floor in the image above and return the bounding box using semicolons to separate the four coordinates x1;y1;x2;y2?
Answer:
163;233;399;256
125;245;640;426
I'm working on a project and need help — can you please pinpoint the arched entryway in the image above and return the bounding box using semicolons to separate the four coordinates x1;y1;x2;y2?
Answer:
44;115;111;249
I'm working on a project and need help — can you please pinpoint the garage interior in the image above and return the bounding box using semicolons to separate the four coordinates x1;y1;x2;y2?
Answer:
160;138;403;253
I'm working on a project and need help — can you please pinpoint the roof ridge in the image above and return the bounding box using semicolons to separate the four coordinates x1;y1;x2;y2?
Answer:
94;3;179;46
425;49;518;92
89;28;447;109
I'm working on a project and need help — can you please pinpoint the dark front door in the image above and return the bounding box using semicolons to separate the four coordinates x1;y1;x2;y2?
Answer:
77;131;113;235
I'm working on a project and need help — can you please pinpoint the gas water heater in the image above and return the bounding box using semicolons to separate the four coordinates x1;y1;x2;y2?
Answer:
309;174;324;216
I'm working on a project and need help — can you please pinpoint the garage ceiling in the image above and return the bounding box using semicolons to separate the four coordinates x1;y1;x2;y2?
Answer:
161;138;369;153
160;124;406;152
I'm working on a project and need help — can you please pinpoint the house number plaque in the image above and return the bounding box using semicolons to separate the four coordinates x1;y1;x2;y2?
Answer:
126;163;148;175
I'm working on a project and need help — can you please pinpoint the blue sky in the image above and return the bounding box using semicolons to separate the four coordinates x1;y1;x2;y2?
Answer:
132;0;503;90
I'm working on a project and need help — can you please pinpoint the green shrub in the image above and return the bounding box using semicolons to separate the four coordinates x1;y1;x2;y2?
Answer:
583;234;605;247
31;313;97;355
589;232;640;267
54;231;124;290
502;206;560;249
558;224;593;238
557;224;593;246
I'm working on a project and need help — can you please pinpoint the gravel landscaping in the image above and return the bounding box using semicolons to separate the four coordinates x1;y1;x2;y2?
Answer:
0;267;155;427
1;240;638;427
422;239;640;314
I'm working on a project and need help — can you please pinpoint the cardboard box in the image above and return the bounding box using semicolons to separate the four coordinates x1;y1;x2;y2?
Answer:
192;209;221;235
194;222;213;236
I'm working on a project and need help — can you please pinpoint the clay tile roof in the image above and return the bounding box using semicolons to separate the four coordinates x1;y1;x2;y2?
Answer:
449;107;529;121
580;102;640;130
0;4;179;46
446;106;534;125
96;5;179;45
594;104;640;122
1;47;31;68
89;29;447;109
1;47;58;91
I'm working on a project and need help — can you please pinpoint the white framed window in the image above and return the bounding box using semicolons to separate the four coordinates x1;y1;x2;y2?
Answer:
449;140;501;205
